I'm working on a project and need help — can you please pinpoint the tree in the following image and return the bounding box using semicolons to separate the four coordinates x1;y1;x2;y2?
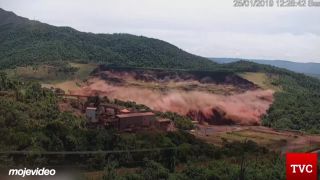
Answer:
103;160;118;180
142;160;169;180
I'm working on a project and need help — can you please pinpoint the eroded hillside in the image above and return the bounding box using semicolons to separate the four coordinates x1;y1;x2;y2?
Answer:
64;67;275;125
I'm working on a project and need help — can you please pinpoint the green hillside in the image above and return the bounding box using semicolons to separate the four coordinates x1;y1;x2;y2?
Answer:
0;72;285;179
0;8;216;70
1;8;320;134
1;7;320;180
222;61;320;133
211;57;320;77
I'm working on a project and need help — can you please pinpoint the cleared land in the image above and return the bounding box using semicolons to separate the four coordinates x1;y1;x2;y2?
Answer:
7;65;319;152
70;70;274;125
239;72;281;91
42;80;84;93
193;125;320;152
69;63;97;80
5;63;97;83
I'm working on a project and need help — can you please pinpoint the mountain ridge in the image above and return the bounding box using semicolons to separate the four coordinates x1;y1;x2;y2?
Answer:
211;57;320;77
0;8;216;70
1;8;320;133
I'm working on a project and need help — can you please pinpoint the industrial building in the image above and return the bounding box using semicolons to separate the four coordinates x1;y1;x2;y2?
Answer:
85;104;158;131
155;118;175;132
116;112;156;131
59;93;174;132
86;107;97;123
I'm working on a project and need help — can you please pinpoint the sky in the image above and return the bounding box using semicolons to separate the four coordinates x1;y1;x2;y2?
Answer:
1;0;319;63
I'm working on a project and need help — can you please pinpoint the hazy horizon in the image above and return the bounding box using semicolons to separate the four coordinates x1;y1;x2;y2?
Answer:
1;0;319;63
209;57;320;64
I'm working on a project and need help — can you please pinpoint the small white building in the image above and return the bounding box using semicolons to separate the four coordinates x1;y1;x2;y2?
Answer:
86;107;98;123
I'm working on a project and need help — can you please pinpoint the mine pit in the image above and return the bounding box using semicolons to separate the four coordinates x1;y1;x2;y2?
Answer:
69;69;274;125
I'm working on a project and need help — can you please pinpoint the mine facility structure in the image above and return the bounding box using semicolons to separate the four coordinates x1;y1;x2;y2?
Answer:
0;91;16;97
57;93;174;132
116;112;155;131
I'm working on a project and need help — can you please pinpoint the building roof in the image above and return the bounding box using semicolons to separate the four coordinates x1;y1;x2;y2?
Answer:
120;109;130;113
100;103;120;109
157;118;171;122
116;112;155;118
86;107;97;110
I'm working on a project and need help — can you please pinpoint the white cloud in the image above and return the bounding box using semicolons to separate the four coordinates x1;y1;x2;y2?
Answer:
1;0;319;62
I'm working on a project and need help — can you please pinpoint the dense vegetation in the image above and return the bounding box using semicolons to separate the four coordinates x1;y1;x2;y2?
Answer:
222;61;320;133
0;7;320;179
0;8;216;70
212;57;320;77
156;112;195;130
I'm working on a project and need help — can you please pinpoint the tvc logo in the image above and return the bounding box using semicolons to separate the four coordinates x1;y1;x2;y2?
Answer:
286;153;318;180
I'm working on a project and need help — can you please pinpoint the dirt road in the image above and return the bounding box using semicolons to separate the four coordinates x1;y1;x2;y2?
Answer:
192;125;320;152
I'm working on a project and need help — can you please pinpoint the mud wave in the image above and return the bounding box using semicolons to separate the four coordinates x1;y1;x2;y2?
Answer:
71;78;274;125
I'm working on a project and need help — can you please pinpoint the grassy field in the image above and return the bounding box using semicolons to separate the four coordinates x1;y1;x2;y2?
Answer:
69;62;97;80
195;126;320;152
199;129;290;149
42;80;84;93
218;130;290;149
239;72;281;91
5;65;65;82
5;63;97;83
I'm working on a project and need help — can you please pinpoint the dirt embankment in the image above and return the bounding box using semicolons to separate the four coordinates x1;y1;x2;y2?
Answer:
93;66;258;91
71;69;274;125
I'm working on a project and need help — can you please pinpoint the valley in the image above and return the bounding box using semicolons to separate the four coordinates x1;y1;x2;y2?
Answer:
14;64;318;153
0;7;319;179
44;66;274;126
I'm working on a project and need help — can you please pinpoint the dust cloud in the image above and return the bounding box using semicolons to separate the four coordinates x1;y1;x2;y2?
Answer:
71;78;274;125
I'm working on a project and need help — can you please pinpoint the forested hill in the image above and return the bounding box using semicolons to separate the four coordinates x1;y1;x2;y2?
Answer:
2;9;320;133
211;57;320;78
0;8;216;69
221;61;320;133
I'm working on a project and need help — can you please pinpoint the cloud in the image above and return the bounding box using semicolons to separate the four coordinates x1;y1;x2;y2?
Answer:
1;0;319;62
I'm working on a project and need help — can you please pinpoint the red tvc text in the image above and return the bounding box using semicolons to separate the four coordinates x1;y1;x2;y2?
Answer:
286;153;318;180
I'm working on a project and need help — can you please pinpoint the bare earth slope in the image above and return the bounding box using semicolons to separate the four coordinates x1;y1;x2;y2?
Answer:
66;68;274;125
